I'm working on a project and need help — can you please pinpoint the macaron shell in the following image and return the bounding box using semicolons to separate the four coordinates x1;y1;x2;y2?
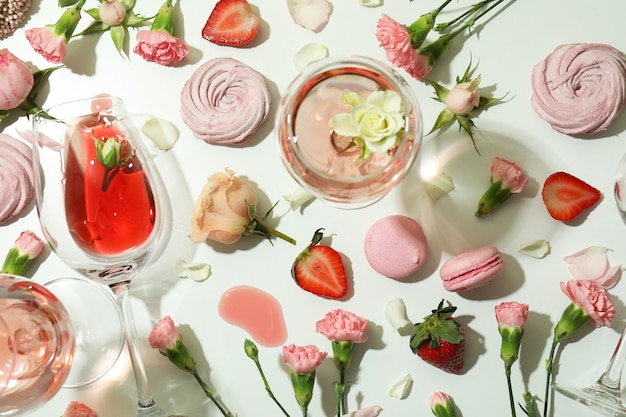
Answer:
439;245;504;292
364;215;428;279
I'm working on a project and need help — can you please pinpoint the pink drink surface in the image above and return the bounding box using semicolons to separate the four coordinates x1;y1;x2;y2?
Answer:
64;119;156;256
293;73;395;178
0;280;74;414
217;285;287;347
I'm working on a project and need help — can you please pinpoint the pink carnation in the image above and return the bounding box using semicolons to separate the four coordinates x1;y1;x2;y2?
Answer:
148;315;181;352
375;14;432;80
133;30;188;66
25;27;67;64
282;344;327;374
491;157;527;193
495;301;529;329
316;309;369;343
63;401;97;417
560;279;615;328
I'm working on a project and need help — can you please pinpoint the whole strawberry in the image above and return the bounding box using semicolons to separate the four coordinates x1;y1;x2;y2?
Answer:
409;300;465;374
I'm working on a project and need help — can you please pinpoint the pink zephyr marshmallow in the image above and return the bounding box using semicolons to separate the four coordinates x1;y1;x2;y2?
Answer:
364;215;428;279
439;245;504;292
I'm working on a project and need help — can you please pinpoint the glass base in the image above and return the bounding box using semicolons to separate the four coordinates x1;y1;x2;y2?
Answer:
553;382;626;416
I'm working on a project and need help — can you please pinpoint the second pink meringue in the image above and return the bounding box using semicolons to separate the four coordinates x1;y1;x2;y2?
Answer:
0;134;35;224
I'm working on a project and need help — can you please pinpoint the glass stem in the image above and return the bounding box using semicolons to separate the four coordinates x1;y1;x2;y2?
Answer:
595;325;626;395
112;282;158;411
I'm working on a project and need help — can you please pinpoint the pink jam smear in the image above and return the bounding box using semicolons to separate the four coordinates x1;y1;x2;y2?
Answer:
217;285;287;347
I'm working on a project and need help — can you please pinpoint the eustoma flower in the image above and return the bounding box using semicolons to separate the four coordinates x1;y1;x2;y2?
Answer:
1;231;45;276
149;316;234;417
475;157;527;217
133;0;188;66
316;309;369;417
543;280;616;416
328;90;405;161
189;168;295;245
495;302;529;417
282;344;328;417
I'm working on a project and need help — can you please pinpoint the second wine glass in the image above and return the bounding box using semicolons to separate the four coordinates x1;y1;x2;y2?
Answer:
32;96;181;417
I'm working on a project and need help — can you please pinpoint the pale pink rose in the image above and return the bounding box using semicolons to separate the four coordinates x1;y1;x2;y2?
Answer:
99;0;127;26
0;49;34;110
13;230;44;260
133;30;188;66
316;309;369;343
560;279;615;328
491;157;527;193
25;27;67;64
282;344;327;374
189;168;256;245
495;301;529;329
63;401;97;417
446;76;481;115
564;246;621;289
341;405;383;417
148;315;181;352
429;391;453;410
375;14;431;80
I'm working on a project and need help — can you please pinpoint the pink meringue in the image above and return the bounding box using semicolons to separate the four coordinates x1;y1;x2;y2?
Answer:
531;43;626;135
180;57;270;145
0;134;35;224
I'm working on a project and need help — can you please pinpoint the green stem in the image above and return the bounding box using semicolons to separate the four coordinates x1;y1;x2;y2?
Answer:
254;221;296;245
250;357;291;417
505;364;516;417
436;0;503;32
192;370;233;417
543;339;559;417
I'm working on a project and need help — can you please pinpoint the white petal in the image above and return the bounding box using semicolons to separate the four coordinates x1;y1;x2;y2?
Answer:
287;0;332;32
176;259;211;282
284;185;316;210
341;405;383;417
423;172;455;200
293;43;329;72
385;298;411;331
359;0;382;6
516;240;550;259
388;374;413;399
142;117;180;150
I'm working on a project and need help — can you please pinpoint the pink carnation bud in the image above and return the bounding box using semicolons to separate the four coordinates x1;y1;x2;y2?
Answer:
148;315;181;352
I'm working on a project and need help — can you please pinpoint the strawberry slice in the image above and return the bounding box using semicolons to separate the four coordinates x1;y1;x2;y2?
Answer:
202;0;259;46
541;171;602;222
291;229;348;299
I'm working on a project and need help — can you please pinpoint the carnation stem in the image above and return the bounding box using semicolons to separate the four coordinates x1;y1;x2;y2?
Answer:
504;364;517;417
543;339;559;417
436;0;504;32
246;347;291;417
191;370;234;417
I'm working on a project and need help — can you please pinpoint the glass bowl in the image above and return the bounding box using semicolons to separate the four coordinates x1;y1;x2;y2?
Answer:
276;55;423;209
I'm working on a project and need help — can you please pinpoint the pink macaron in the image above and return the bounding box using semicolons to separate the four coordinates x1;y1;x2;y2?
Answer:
439;245;504;292
364;215;428;279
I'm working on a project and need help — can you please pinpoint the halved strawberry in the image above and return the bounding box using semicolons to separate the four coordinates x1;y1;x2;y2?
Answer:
541;171;602;222
291;229;348;299
202;0;259;46
409;300;465;374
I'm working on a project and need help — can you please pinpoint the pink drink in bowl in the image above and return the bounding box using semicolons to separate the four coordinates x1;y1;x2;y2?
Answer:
0;274;75;416
276;55;423;209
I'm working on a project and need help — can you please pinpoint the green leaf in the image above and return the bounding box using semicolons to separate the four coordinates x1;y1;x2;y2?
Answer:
427;108;455;135
32;66;63;92
0;110;10;120
75;21;110;37
425;79;449;102
84;7;101;21
110;25;126;55
58;0;79;7
456;116;479;153
125;12;153;27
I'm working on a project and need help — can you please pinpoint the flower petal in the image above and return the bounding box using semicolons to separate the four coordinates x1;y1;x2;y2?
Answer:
359;0;382;7
516;239;550;259
284;185;316;211
287;0;332;32
563;246;621;288
423;172;455;200
176;259;211;282
384;298;411;331
142;117;180;150
293;42;329;72
389;373;413;399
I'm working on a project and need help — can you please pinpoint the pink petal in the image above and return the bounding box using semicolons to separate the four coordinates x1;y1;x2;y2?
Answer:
564;246;621;288
287;0;332;32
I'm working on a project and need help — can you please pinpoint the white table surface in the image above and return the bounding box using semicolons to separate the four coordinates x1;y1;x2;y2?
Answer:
4;0;626;416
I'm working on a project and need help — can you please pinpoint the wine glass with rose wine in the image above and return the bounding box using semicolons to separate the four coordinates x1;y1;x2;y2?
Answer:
0;274;75;416
551;152;626;415
32;96;182;417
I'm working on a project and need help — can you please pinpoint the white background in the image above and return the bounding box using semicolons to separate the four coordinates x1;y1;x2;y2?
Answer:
4;0;626;416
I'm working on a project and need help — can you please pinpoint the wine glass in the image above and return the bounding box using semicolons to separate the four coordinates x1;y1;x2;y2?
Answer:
32;96;182;417
551;152;626;415
0;274;75;416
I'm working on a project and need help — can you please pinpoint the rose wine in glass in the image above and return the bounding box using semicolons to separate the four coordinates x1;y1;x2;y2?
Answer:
0;274;75;416
33;96;181;417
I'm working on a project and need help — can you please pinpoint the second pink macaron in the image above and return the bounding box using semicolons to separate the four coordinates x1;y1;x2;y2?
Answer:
439;245;504;292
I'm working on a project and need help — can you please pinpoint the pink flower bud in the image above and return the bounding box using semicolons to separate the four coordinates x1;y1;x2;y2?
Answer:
148;315;181;352
63;401;97;417
495;301;529;329
446;75;481;115
0;49;34;110
282;344;327;374
14;231;44;260
99;0;127;26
